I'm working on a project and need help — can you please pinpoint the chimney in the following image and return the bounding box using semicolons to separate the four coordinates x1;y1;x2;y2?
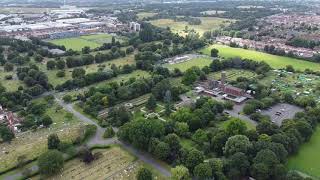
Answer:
221;71;226;86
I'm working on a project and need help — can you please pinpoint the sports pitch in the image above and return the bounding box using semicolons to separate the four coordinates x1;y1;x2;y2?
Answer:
49;34;126;51
201;44;320;71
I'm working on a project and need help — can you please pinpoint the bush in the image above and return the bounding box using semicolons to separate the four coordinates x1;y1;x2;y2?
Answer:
38;150;64;176
103;126;115;138
137;167;153;180
62;95;72;103
56;70;65;78
83;124;97;141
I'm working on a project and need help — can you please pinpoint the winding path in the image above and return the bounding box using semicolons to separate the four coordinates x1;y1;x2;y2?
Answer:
55;97;171;177
3;96;171;180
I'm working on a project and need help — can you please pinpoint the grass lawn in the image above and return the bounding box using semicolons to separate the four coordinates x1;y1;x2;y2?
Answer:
180;138;197;150
287;126;320;178
49;34;126;51
0;70;23;92
61;70;151;97
0;98;84;173
33;145;166;180
164;57;213;72
201;44;320;71
49;38;100;51
150;17;233;36
41;54;136;87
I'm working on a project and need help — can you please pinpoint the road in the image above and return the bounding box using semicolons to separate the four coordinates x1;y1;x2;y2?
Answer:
55;97;171;177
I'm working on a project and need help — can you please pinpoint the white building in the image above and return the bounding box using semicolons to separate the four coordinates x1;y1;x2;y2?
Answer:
129;22;141;32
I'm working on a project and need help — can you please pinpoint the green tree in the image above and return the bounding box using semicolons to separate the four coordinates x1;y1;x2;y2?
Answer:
103;126;115;138
146;95;157;111
42;115;53;127
226;118;247;136
154;141;170;160
137;167;153;180
224;135;252;156
56;60;65;69
4;62;14;71
38;150;64;176
0;125;15;142
46;60;56;70
171;165;191;180
193;163;212;180
174;122;189;137
182;68;198;85
72;68;86;79
82;46;91;54
63;95;72;103
211;48;219;57
48;134;60;149
227;152;250;178
192;129;208;145
184;148;204;171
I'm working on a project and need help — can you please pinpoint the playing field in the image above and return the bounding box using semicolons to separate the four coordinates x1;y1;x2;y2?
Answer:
287;126;320;178
201;44;320;71
49;34;126;51
164;57;213;71
150;17;233;36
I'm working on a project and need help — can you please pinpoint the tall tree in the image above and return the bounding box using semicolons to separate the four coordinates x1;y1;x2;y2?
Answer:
48;134;60;149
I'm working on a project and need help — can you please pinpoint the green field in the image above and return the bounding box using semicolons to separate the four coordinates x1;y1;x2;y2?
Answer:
0;70;23;92
150;17;233;36
49;34;126;51
137;12;157;20
201;44;320;71
287;126;320;178
41;54;136;87
164;57;213;71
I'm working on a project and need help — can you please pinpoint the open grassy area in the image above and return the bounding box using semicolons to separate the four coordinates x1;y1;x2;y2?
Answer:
150;17;233;36
41;54;136;87
201;44;320;71
0;98;84;172
287;126;320;178
208;69;257;81
137;12;157;20
164;57;213;72
61;70;151;97
33;146;166;180
0;70;23;92
49;34;126;51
